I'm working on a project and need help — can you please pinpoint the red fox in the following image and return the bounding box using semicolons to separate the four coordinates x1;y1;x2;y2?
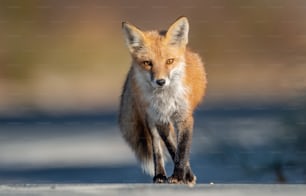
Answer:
119;16;207;185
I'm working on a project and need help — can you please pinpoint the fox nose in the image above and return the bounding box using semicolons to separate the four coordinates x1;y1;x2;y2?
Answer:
156;79;166;86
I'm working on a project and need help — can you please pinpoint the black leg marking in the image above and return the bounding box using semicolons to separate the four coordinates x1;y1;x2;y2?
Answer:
168;117;195;184
156;123;177;161
148;122;167;183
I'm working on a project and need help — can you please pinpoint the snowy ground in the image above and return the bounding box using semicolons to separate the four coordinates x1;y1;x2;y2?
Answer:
1;184;306;196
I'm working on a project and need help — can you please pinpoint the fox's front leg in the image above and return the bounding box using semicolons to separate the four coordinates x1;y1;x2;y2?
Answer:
168;116;196;185
149;123;167;183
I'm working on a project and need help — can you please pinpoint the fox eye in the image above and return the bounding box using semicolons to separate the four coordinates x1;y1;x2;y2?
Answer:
142;60;153;67
166;58;174;65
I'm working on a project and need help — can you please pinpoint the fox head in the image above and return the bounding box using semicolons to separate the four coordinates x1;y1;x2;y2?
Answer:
122;17;189;89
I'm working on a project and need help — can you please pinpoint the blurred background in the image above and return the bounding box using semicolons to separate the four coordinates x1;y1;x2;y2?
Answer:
0;0;306;183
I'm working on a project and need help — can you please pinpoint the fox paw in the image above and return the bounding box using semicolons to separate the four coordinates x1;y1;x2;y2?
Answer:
168;175;184;184
168;174;197;185
153;174;167;183
185;174;197;186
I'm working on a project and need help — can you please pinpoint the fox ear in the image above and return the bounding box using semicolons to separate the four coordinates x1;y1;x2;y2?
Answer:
122;22;145;53
166;16;189;46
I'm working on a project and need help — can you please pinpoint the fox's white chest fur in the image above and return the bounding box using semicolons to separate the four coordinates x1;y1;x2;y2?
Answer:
134;62;189;124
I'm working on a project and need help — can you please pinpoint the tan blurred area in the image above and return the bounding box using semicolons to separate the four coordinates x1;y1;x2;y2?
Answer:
0;0;306;115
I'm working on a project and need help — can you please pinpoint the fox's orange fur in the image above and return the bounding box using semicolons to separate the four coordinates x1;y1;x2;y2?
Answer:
119;16;207;185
